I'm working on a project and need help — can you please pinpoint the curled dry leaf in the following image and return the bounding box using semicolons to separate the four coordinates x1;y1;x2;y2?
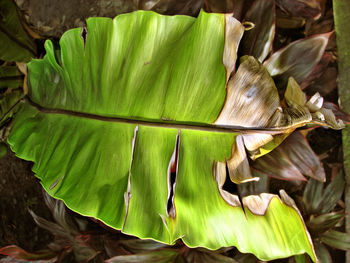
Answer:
215;58;343;183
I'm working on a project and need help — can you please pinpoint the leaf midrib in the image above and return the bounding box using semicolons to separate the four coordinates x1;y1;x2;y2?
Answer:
27;97;286;135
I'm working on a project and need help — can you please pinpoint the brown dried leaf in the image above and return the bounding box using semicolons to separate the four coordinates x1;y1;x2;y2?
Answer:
226;135;259;183
223;14;245;82
242;193;275;215
215;56;280;128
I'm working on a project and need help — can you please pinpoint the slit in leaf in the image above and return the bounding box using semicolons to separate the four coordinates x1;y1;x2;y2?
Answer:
214;161;243;210
81;26;88;50
223;161;246;215
123;125;138;230
166;130;180;218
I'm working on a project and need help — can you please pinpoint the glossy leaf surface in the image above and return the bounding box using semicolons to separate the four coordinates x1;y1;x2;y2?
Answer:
8;11;318;261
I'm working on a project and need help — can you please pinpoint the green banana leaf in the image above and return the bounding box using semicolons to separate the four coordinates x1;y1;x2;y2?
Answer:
9;10;342;261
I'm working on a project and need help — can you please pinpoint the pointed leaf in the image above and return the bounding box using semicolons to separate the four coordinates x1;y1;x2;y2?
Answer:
264;33;331;88
253;131;325;181
239;0;275;62
314;241;332;263
319;171;345;214
321;230;350;251
7;11;321;261
307;211;345;235
29;208;98;262
303;171;345;214
303;178;324;214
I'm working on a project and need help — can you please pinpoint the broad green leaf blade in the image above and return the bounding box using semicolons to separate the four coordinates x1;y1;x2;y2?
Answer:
239;0;275;62
0;0;36;62
264;33;331;88
8;11;317;261
29;11;228;123
12;103;135;229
